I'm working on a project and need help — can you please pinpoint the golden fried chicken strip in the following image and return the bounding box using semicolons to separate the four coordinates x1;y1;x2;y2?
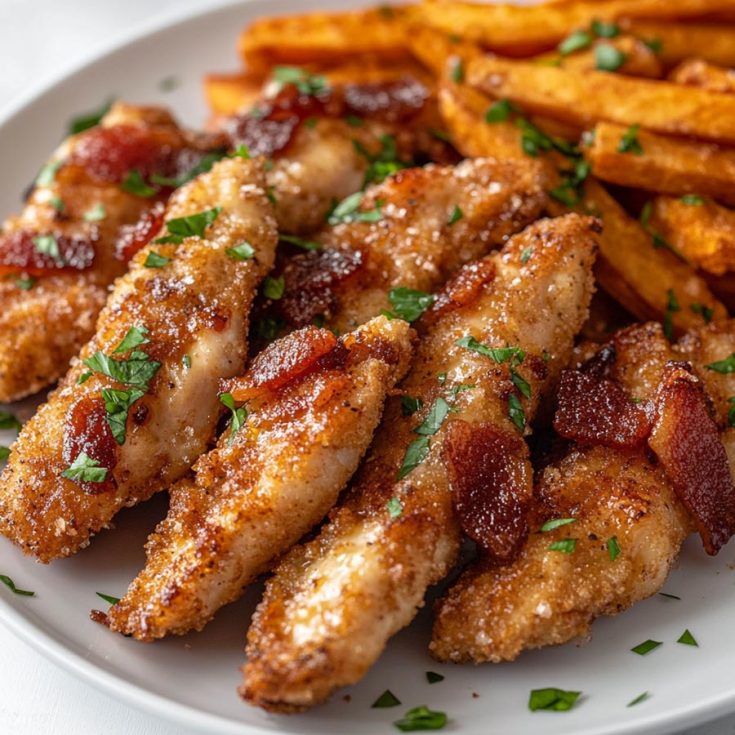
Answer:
242;213;598;712
0;157;277;562
0;103;221;401
430;323;696;663
104;316;413;640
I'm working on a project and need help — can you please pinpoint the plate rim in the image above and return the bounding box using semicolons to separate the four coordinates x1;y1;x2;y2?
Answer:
0;1;734;733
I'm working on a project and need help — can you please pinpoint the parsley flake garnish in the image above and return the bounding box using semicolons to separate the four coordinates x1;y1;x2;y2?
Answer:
450;57;464;83
691;303;714;323
643;38;663;54
520;246;533;264
15;276;37;291
397;436;430;480
541;518;576;532
618;124;643;155
394;705;447;731
631;639;662;655
548;538;577;553
68;99;113;135
144;251;171;268
83;328;160;390
455;336;525;365
121;169;158;198
677;629;698;646
591;19;620;38
353;134;408;186
706;353;735;373
219;392;247;442
62;452;108;483
508;393;526;431
385;287;434;323
528;688;581;712
345;114;363;128
279;233;321;251
328;192;384;225
36;159;63;188
154;207;221;245
607;536;621;561
728;396;735;427
96;592;120;605
102;387;145;445
272;66;328;96
627;691;650;707
415;398;450;436
226;242;255;261
448;205;463;226
550;159;590;207
663;288;680;342
33;234;61;261
485;98;518;123
426;671;444;684
659;592;681;600
386;497;403;518
558;30;592;55
50;196;65;212
401;396;423;416
372;689;401;708
0;575;34;597
0;411;22;432
182;355;191;369
0;446;9;462
264;276;285;300
84;203;106;222
681;194;704;205
595;43;627;71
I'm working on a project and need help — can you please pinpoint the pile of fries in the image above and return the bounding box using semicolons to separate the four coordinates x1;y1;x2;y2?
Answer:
208;0;735;339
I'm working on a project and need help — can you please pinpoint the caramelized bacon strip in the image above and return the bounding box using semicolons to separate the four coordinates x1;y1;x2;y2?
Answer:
648;363;735;555
445;420;531;560
553;369;653;448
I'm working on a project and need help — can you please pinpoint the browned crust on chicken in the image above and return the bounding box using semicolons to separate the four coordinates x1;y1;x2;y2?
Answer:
0;158;277;562
242;213;598;711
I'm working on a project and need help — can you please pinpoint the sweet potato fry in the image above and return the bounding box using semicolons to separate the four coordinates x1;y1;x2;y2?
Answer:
239;7;414;75
204;72;263;116
585;121;735;206
534;36;664;78
649;195;735;275
669;59;735;94
467;56;735;144
622;20;735;68
416;0;735;54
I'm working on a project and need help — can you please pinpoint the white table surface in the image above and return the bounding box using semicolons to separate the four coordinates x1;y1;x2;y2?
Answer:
0;1;733;734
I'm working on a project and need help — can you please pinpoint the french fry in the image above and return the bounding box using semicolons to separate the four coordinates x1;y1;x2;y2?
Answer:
622;20;735;67
467;56;735;143
239;7;414;75
204;72;264;116
438;80;726;332
649;195;735;275
585;121;735;206
406;24;482;77
416;0;735;54
534;36;664;78
669;59;735;94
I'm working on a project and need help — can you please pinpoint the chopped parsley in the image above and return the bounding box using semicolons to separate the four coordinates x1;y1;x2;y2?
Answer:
272;66;328;96
415;398;450;436
548;538;577;553
618;124;643;155
219;392;247;442
328;192;384;225
677;629;698;646
84;203;107;222
182;355;191;369
591;19;620;38
595;44;627;71
447;205;464;226
528;688;581;712
264;276;285;300
102;388;145;445
681;194;704;205
154;207;221;245
304;117;319;129
627;692;650;707
113;325;150;354
96;592;120;605
540;518;576;532
558;30;592;56
690;302;714;323
279;233;321;251
121;169;158;198
0;575;34;597
373;689;401;708
485;98;518;123
394;706;447;731
385;287;434;323
520;246;533;264
643;37;663;54
62;452;108;483
0;446;9;462
144;251;171;268
706;352;735;374
50;196;65;212
68;99;113;135
450;57;464;83
83;328;161;390
550;159;590;207
631;639;662;656
397;436;430;480
663;289;680;342
426;671;444;684
728;397;735;427
401;395;423;416
15;276;37;291
0;411;22;431
508;393;526;432
36;159;63;188
511;368;531;398
353;134;408;186
659;592;681;600
607;536;621;561
387;497;403;519
226;242;255;261
33;234;61;261
345;114;363;127
456;336;525;365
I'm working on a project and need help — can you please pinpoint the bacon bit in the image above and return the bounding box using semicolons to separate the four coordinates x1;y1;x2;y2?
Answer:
0;229;97;275
89;609;108;625
277;249;365;328
115;202;166;261
225;326;340;401
62;396;118;494
444;420;532;561
648;363;735;555
423;258;496;324
553;369;653;449
222;77;429;156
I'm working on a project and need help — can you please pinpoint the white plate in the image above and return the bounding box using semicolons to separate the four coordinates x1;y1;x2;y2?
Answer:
0;1;734;733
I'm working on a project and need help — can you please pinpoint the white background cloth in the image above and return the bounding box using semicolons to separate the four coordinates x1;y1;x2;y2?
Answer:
0;1;732;733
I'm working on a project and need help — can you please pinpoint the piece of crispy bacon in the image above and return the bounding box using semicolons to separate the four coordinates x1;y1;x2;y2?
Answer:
422;258;496;325
553;369;653;449
115;202;166;261
648;363;735;555
444;419;532;561
0;229;98;275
